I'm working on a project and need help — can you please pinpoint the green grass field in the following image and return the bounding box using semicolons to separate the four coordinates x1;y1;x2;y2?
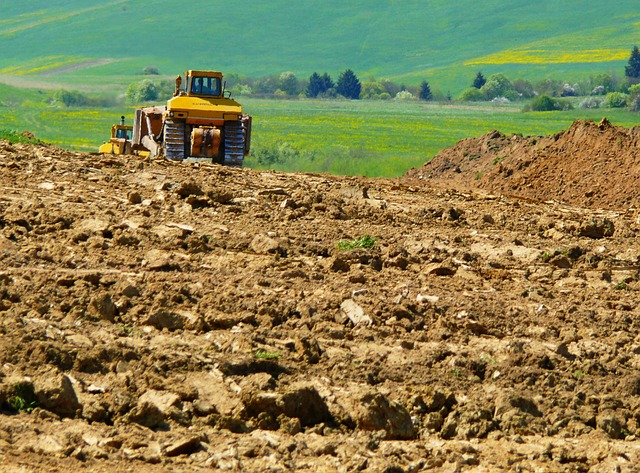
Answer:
1;81;637;177
2;1;640;94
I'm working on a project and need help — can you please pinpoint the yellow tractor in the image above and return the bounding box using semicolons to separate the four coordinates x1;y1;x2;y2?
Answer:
98;116;134;155
132;70;252;166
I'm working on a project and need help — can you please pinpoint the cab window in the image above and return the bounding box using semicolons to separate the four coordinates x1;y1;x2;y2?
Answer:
116;128;129;139
191;76;221;95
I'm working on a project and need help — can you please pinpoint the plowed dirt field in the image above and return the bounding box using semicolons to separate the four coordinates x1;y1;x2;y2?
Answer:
2;119;640;472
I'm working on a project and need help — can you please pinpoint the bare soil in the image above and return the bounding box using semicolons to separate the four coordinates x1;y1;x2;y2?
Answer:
1;119;640;472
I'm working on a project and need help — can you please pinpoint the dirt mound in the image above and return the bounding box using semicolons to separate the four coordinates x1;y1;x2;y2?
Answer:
1;140;640;472
405;118;640;210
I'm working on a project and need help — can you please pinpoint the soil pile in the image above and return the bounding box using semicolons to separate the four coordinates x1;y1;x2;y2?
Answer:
405;118;640;210
1;140;640;472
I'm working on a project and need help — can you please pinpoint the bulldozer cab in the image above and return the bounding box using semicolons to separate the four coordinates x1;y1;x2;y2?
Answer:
184;70;223;97
114;126;131;140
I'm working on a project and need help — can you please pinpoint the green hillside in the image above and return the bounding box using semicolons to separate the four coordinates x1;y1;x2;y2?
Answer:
2;1;640;93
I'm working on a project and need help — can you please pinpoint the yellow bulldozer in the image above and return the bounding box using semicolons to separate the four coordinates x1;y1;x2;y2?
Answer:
131;69;252;166
98;116;134;155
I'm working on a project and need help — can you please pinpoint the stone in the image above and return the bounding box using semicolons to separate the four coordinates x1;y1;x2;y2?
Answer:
579;217;614;239
143;308;185;331
121;401;164;428
144;249;175;270
35;373;82;418
355;392;416;440
89;293;117;322
128;191;142;204
278;383;332;427
340;299;372;326
165;436;201;457
251;234;282;255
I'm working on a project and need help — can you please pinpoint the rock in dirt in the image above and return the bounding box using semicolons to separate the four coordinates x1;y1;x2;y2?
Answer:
344;390;416;440
340;299;372;326
34;372;82;418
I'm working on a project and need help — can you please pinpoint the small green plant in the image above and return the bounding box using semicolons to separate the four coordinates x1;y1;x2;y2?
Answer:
474;172;483;180
450;367;462;378
614;281;629;291
573;369;585;380
540;251;553;263
255;349;280;360
120;324;135;337
6;382;38;413
493;156;505;165
7;395;38;413
337;235;376;251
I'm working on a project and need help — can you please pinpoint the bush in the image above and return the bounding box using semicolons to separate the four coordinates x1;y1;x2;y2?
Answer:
52;89;90;107
395;90;414;101
605;92;628;108
525;95;573;112
278;71;299;96
628;84;640;111
512;79;535;99
125;79;159;104
459;87;484;101
481;73;513;100
535;78;564;97
361;81;389;99
561;83;577;97
142;66;159;75
579;97;603;109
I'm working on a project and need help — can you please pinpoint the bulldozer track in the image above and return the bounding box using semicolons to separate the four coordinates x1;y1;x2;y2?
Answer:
223;121;244;167
164;119;185;160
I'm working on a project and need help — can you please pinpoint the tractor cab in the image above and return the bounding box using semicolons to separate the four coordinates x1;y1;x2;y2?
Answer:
114;126;131;140
175;70;224;98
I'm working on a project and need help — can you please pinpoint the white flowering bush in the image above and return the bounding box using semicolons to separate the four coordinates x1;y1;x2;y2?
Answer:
395;90;414;101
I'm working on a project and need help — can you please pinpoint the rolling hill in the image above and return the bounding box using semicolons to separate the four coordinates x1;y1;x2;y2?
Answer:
2;0;640;93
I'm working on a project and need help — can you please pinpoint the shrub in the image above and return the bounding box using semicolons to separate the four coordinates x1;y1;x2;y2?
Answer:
561;83;577;97
125;79;158;103
142;66;159;75
579;97;603;109
361;81;389;99
628;84;640;111
481;73;513;100
529;95;557;111
52;89;90;107
605;92;628;108
535;78;563;97
525;95;573;112
278;71;299;96
395;90;414;101
512;79;535;99
459;87;484;101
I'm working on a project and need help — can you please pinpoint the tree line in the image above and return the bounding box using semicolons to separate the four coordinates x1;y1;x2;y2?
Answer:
53;46;640;112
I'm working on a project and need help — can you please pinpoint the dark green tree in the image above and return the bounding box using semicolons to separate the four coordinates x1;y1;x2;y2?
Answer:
336;69;361;99
306;72;323;98
625;46;640;79
419;80;433;101
320;73;334;93
472;72;486;89
307;72;335;98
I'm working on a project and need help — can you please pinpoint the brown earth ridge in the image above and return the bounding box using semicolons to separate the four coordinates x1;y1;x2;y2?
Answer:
405;118;640;211
1;119;640;472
